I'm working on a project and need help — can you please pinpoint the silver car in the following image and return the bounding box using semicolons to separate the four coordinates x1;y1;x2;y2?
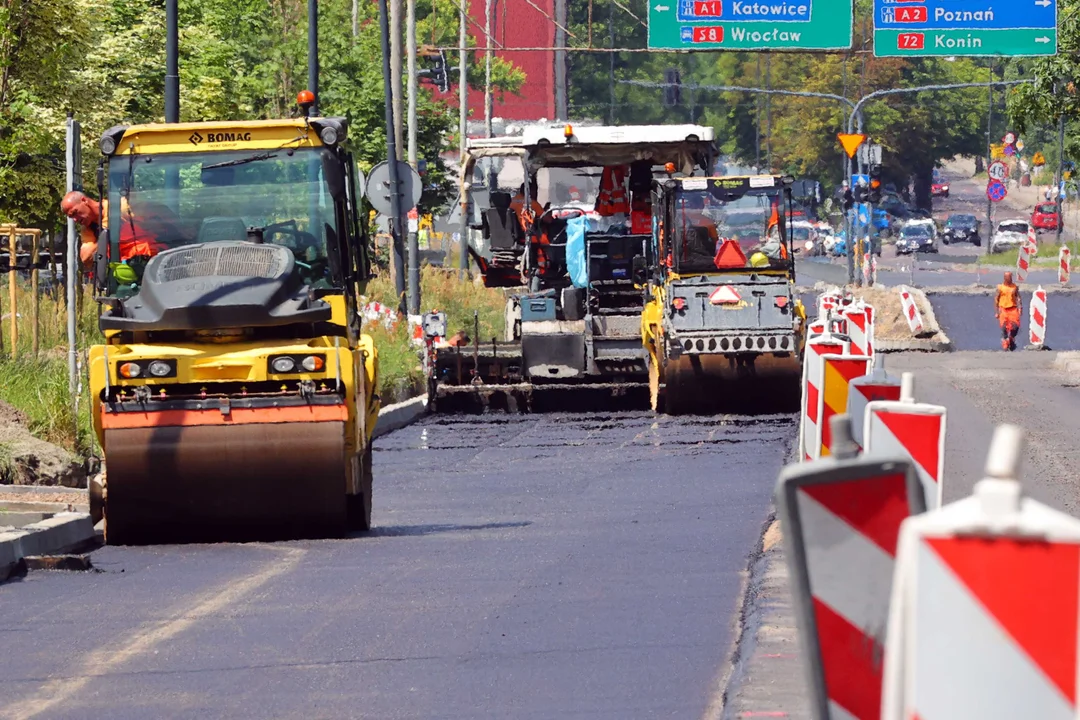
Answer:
991;219;1032;254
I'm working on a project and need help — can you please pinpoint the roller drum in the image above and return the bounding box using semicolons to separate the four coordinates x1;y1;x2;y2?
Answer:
664;353;801;415
103;421;349;544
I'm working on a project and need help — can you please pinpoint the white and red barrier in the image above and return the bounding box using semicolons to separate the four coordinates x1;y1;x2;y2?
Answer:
800;332;851;462
777;416;926;720
1030;285;1047;348
864;373;947;509
1060;246;1071;285
841;302;874;357
1027;225;1039;257
360;299;401;330
883;424;1080;720
847;365;902;451
818;354;872;457
1016;243;1032;283
897;286;923;334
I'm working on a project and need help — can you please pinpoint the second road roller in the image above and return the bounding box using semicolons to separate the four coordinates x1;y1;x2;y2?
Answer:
86;94;379;544
641;174;807;414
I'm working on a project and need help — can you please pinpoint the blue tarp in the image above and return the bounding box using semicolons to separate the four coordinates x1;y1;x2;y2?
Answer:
566;215;589;288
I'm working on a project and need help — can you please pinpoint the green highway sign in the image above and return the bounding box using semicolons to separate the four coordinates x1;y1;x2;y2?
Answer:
647;0;853;50
874;28;1057;57
873;0;1058;57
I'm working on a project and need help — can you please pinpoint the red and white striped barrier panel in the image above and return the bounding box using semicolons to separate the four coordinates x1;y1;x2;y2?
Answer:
1027;225;1039;257
1030;285;1047;348
777;416;925;720
871;255;878;285
841;302;874;357
818;291;842;319
883;424;1080;720
800;332;851;462
1061;246;1071;285
864;373;947;509
818;354;873;457
897;286;923;334
1016;243;1032;283
847;365;902;451
862;251;872;285
360;300;401;330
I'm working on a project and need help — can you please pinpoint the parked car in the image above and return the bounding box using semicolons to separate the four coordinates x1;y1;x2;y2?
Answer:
1031;202;1063;233
896;223;938;254
990;219;1033;254
905;217;938;240
942;214;981;246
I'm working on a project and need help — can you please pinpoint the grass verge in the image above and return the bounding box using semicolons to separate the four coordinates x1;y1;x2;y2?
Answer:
982;240;1080;270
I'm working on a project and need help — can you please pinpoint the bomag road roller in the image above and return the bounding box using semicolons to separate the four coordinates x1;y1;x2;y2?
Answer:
87;105;379;544
642;175;807;415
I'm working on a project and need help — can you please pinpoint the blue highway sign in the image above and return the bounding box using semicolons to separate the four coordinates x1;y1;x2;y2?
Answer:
875;0;1055;31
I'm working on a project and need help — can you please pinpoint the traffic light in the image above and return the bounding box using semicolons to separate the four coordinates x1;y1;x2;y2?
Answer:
419;48;451;93
663;68;681;107
868;164;883;204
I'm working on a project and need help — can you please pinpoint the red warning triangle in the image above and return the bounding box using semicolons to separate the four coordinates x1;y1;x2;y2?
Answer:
800;472;910;556
709;285;742;305
714;238;747;269
813;596;884;719
927;536;1080;703
875;410;941;481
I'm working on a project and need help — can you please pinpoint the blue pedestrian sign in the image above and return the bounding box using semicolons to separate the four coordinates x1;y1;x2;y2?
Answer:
987;180;1008;203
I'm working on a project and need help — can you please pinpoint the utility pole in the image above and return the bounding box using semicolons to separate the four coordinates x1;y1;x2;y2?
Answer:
554;0;568;120
755;55;761;171
379;0;407;312
165;0;179;122
390;0;404;160
986;62;994;248
458;0;470;279
484;0;494;137
308;0;319;116
406;0;420;315
352;0;359;37
608;0;615;124
1056;109;1066;247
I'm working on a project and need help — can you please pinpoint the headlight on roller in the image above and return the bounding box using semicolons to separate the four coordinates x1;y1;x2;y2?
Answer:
148;360;175;377
302;355;325;372
118;362;141;378
271;356;297;373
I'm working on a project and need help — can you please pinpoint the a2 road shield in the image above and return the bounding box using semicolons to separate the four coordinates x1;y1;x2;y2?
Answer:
777;453;925;720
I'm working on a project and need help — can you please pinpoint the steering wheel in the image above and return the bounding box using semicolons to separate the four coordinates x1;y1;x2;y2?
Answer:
263;220;328;281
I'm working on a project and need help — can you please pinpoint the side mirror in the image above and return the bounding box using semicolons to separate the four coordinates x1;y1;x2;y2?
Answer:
322;153;347;201
94;230;110;293
632;255;648;284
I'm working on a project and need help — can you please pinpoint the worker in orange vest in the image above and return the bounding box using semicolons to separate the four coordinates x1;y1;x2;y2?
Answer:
994;271;1023;351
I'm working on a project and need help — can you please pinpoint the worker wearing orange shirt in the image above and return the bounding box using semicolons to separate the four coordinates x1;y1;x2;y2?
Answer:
994;271;1023;351
61;191;166;268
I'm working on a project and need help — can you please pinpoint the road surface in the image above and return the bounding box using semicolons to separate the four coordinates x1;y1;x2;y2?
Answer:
0;412;794;720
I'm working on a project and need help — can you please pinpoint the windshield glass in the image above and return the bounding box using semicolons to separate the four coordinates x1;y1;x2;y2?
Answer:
999;221;1029;233
901;226;932;238
1037;204;1057;213
670;178;791;273
106;147;339;291
948;215;976;226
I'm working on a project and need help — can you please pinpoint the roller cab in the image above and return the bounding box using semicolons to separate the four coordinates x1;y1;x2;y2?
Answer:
643;175;807;415
88;114;378;544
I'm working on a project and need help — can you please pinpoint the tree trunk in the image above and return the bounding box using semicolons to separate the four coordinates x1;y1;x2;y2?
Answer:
974;155;985;174
913;166;934;211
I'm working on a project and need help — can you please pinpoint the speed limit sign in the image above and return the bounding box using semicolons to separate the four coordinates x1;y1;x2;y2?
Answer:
988;160;1009;182
1003;132;1017;145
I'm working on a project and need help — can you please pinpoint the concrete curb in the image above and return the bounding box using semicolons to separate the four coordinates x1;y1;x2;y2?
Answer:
0;512;95;582
373;395;429;439
925;285;1080;296
1054;351;1080;375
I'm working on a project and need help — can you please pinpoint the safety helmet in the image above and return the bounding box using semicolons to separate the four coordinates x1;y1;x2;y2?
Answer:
749;252;770;268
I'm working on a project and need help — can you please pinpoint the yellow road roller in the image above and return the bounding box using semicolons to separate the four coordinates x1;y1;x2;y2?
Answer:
87;109;379;544
641;175;806;414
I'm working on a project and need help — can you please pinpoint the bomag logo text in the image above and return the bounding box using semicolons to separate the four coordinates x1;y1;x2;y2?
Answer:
205;132;252;143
